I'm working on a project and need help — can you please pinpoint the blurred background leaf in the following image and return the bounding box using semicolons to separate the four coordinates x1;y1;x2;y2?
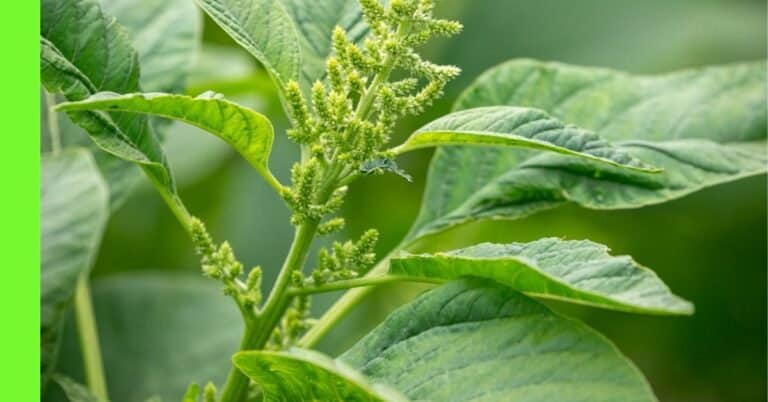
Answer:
56;273;242;402
52;1;766;401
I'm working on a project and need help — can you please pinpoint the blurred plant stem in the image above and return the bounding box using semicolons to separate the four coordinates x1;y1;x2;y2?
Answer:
74;275;109;400
45;91;61;154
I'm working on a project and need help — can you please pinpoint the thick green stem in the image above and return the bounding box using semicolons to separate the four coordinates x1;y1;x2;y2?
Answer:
74;275;108;401
218;221;319;402
254;221;319;347
217;319;258;402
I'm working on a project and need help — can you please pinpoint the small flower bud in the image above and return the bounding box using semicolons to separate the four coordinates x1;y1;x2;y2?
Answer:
318;217;346;235
327;57;345;92
312;269;331;285
390;0;418;19
190;218;216;258
290;270;305;287
285;80;314;143
203;382;217;402
359;0;386;25
246;266;262;291
332;26;349;61
311;81;329;119
202;264;221;279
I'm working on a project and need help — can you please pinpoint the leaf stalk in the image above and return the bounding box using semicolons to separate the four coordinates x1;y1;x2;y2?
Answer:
288;274;440;296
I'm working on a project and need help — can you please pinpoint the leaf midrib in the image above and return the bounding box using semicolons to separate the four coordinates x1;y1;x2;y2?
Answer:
393;253;691;315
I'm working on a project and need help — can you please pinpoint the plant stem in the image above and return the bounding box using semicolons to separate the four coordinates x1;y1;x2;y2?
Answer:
218;220;319;402
45;91;62;154
288;275;440;296
74;275;108;401
261;168;287;196
254;220;319;347
147;173;193;233
216;319;258;402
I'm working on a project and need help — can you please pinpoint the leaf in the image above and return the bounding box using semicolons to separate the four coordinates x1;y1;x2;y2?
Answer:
280;0;372;91
56;92;276;181
41;90;144;211
391;238;692;315
56;273;242;402
101;0;201;93
53;374;106;402
40;0;175;198
196;0;370;94
41;150;108;390
341;279;657;402
42;0;200;209
456;60;765;143
194;0;297;89
394;106;657;172
407;61;766;241
233;349;409;402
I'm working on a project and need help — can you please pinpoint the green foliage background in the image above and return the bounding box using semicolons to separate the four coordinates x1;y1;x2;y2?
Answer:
51;1;766;401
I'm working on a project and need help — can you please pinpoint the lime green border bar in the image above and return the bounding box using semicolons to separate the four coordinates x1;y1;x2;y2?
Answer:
2;1;40;400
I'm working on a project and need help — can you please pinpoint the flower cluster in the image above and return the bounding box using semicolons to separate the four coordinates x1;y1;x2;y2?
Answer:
266;229;379;349
190;218;262;308
268;295;313;350
311;229;379;286
281;0;462;225
281;159;348;226
192;0;462;354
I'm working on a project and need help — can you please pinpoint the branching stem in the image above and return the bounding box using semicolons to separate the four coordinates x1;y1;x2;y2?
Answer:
218;220;319;402
298;244;403;348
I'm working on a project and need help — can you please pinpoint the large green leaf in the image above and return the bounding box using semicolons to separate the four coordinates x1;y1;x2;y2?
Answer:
101;0;201;94
41;150;109;388
233;349;408;402
56;92;276;182
341;279;656;402
457;60;765;143
40;0;174;198
57;273;242;402
394;106;657;172
455;139;764;220
196;0;369;94
64;0;199;207
407;61;766;241
390;238;692;315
